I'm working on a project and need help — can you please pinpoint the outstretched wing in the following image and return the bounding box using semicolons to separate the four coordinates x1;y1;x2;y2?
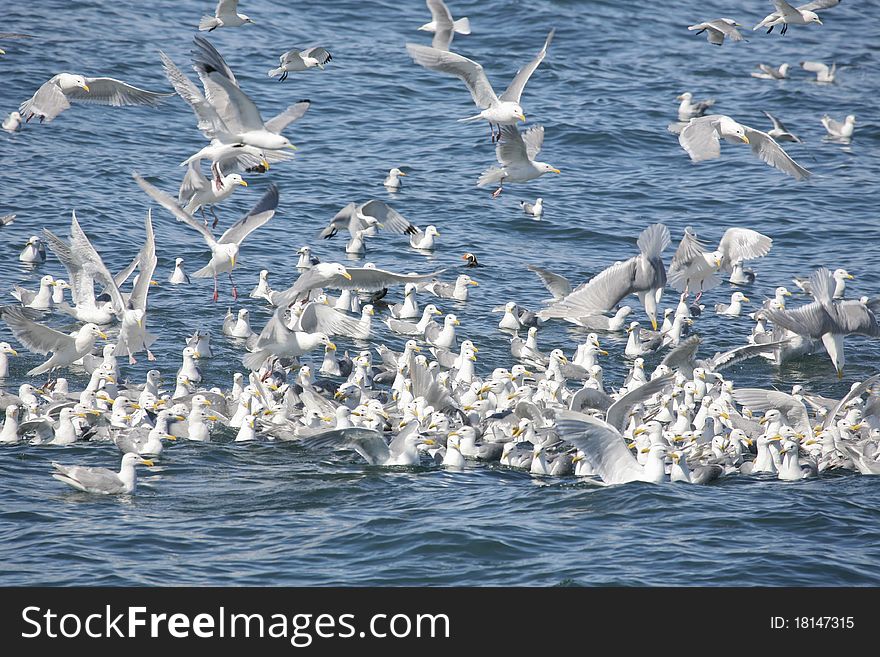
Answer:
132;172;217;248
1;307;76;355
219;184;280;245
679;116;722;162
264;100;310;134
67;77;171;107
405;43;498;109
718;227;772;271
500;28;555;103
358;200;418;235
742;126;811;181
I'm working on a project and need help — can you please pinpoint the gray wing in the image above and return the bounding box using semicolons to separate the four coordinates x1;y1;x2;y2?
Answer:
637;223;671;259
718;227;772;271
196;68;264;134
303;47;332;66
703;340;791;371
298;303;369;339
527;265;571;301
539;258;638;319
1;308;75;355
41;227;95;308
742;126;811;181
822;374;880;430
661;335;701;373
52;464;125;494
667;226;707;290
568;388;614;414
128;209;157;312
762;110;786;133
405;43;498;109
304;428;389;465
707;20;744;40
496;124;530;165
427;0;453;24
67;77;171;107
605;373;675;432
178;161;208;205
679;116;722;162
337;267;446;292
264;100;310;134
191;35;238;86
318;202;357;239
132;172;217;247
410;358;455;411
500;28;555;103
833;301;880;337
554;411;644;486
765;303;830;338
521;125;544;160
160;51;226;138
218;184;280;245
359;200;419;235
19;79;70;122
732;389;813;439
798;0;840;11
800;60;830;76
68;211;126;314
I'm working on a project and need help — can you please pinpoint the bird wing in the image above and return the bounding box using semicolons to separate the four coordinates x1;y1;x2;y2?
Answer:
704;340;791;371
717;227;772;271
526;265;572;301
303;47;332;65
197;69;265;133
637;223;671;259
41;228;95;308
732;388;813;439
822;373;880;430
318;202;357;239
500;29;555;103
19;79;70;122
132;172;217;248
128;210;157;312
405;43;499;109
661;334;701;372
298;303;368;338
834;301;880;337
800;60;829;76
68;210;126;314
798;0;840;10
765;303;830;337
178;161;209;205
264;100;310;134
742;126;811;181
1;308;76;355
216;0;240;15
339;267;446;292
218;183;280;245
192;35;238;86
539;258;638;318
358;200;419;235
427;0;453;24
605;373;675;432
66;77;171;107
679;116;722;162
53;464;126;494
708;20;744;39
305;428;390;465
160;51;227;138
667;226;707;290
555;411;644;486
762;110;786;133
773;0;802;20
521;125;545;160
496;124;529;165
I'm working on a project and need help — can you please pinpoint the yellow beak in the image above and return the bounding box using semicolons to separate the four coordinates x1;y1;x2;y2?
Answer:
239;180;248;187
551;168;561;174
740;135;750;144
261;159;270;170
469;280;479;286
342;272;352;280
98;331;108;339
142;459;155;467
82;84;90;92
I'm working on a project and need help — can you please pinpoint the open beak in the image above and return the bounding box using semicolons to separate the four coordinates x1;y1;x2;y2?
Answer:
261;160;270;170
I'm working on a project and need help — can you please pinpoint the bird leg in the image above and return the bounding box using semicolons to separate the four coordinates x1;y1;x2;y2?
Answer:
280;71;288;82
492;178;506;198
200;207;209;227
147;350;156;362
229;271;239;300
695;28;706;35
129;352;137;365
209;206;220;229
766;26;774;34
212;274;219;302
26;113;34;123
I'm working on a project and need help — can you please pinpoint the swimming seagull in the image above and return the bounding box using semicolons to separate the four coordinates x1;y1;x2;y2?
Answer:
676;92;715;121
268;47;332;81
539;224;669;329
766;268;880;378
133;172;279;301
687;18;745;45
0;214;15;227
751;63;790;79
762;110;802;143
169;258;190;284
478;125;560;198
405;28;554;141
678;114;811;180
19;73;170;123
114;211;158;364
521;198;543;218
821;114;855;140
51;452;154;495
419;0;471;51
384;168;407;190
199;0;255;31
19;236;46;263
2;111;21;132
318;200;419;240
754;0;834;34
801;60;836;83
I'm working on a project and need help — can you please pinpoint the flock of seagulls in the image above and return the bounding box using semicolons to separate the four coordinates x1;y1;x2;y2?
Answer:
1;1;877;496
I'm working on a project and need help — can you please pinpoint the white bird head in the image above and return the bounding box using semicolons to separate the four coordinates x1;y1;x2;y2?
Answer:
803;10;822;24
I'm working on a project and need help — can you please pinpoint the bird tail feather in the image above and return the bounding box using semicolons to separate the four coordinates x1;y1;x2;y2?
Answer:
199;16;221;31
477;166;504;187
454;17;471;35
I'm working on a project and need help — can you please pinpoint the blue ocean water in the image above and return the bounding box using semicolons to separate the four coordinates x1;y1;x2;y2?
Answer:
1;0;880;586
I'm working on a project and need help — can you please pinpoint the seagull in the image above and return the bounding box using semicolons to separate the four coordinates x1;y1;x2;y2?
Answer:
766;268;880;378
521;198;543;217
169;258;190;285
318;200;419;241
678;114;811;180
18;236;46;263
114;211;158;364
687;18;745;45
762;110;802;143
751;63;790;80
199;0;255;31
821;114;855;140
406;28;554;141
801;60;836;83
478;125;560;198
2;111;21;132
52;452;154;495
539;224;670;330
0;307;108;377
409;225;441;250
268;47;332;80
19;73;170;123
133;172;279;302
715;291;751;316
676;92;715;121
419;0;471;51
383;168;407;190
178;161;248;227
754;0;835;34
